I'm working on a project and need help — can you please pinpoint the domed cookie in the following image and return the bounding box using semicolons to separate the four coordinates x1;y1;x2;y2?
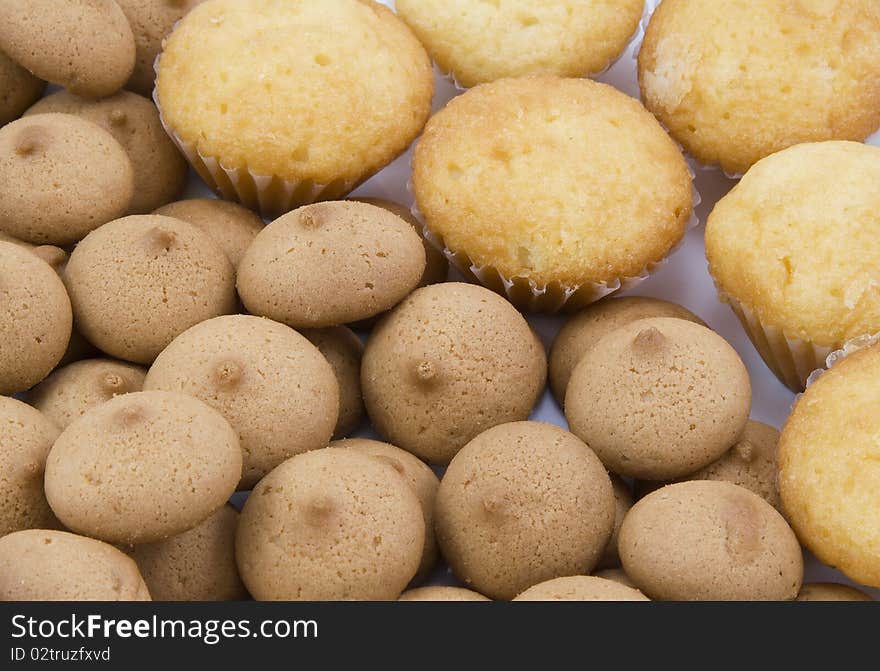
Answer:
127;504;247;601
45;391;242;544
796;583;874;602
144;315;339;489
27;91;187;214
0;0;135;98
593;568;638;590
0;113;134;245
64;215;236;364
399;587;490;602
237;201;426;328
435;421;615;600
236;448;425;601
0;241;72;394
597;475;634;570
513;576;648;602
303;327;364;439
619;481;803;600
0;397;60;537
362;283;546;464
28;358;147;430
565;317;751;480
0;48;44;126
0;529;150;601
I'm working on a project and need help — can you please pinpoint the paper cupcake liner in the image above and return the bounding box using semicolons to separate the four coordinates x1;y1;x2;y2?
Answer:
804;332;880;389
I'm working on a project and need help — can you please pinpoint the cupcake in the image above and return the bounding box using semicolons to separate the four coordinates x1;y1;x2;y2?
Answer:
639;0;880;175
155;0;433;217
705;141;880;390
412;76;693;312
395;0;644;88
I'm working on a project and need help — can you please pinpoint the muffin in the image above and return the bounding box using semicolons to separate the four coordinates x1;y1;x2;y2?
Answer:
565;318;751;480
154;198;264;270
396;0;644;88
435;421;615;600
155;0;433;216
513;576;648;602
0;397;60;537
0;113;134;245
0;0;135;98
45;391;242;544
303;327;364;439
796;583;874;602
144;315;339;489
412;76;693;312
0;242;72;394
706;141;880;391
778;342;880;587
26;91;187;214
236;448;425;601
0;529;150;601
0;48;44;126
28;358;147;430
362;283;547;464
639;0;880;175
64;214;237;364
238;202;425;328
399;587;490;602
597;476;635;570
549;296;704;404
619;481;803;601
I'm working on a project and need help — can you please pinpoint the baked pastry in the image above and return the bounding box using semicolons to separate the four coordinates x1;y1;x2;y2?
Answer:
236;448;425;601
399;587;490;602
412;76;692;311
597;476;634;570
144;314;339;489
565;317;751;480
619;481;803;600
155;0;433;215
0;48;44;126
362;282;547;464
28;358;147;430
0;241;72;394
64;214;236;364
706;141;880;390
0;0;135;98
513;576;648;602
302;327;364;439
593;568;638;590
0;529;150;601
0;113;134;245
639;0;880;175
45;390;242;544
796;583;874;602
434;421;615;600
26;91;187;214
396;0;643;87
778;342;880;587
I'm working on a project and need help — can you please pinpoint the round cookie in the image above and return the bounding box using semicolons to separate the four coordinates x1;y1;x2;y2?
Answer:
237;201;426;328
0;529;150;601
435;421;615;601
127;504;247;601
236;448;425;601
303;327;364;439
144;315;339;489
597;475;634;570
26;91;187;214
0;241;72;394
513;576;649;602
154;198;264;270
0;397;60;537
796;583;874;602
115;0;205;96
399;587;490;602
565;317;751;480
45;391;242;545
619;481;803;601
362;282;547;464
593;568;638;590
550;296;704;404
64;214;236;364
28;358;147;431
0;0;135;98
0;113;134;245
0;48;44;126
335;438;440;582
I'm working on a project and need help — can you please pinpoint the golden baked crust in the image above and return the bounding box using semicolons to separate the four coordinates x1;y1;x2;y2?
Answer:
413;76;692;289
513;576;648;601
639;0;880;175
156;0;433;185
706;141;880;348
396;0;643;87
779;344;880;587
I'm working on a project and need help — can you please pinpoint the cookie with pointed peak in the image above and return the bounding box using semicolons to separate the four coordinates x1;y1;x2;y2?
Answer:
513;576;648;601
0;48;44;126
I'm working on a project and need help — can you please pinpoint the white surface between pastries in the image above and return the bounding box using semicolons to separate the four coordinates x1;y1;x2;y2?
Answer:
209;0;877;598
